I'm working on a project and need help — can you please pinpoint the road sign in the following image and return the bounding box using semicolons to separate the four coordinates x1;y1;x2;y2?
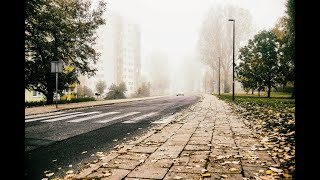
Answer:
51;61;63;73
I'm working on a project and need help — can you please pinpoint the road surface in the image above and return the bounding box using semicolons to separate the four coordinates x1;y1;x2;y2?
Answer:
25;94;200;180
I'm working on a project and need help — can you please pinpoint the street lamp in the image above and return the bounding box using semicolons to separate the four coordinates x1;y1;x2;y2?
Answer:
228;19;235;101
218;57;220;96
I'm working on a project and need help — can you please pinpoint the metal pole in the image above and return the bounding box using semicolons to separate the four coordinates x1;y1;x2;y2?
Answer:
232;20;235;101
212;61;214;94
219;57;220;96
56;63;58;108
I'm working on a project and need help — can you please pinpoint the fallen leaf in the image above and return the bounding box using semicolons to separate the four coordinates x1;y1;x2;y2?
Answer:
52;159;57;162
265;170;273;175
201;173;211;177
66;170;73;174
81;151;87;154
45;172;54;177
221;174;228;178
201;169;208;173
269;167;283;173
229;168;238;172
113;139;118;141
104;173;112;177
174;176;183;179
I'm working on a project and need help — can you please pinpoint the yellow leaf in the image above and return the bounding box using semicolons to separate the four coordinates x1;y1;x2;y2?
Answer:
201;173;211;177
229;168;238;172
265;170;273;175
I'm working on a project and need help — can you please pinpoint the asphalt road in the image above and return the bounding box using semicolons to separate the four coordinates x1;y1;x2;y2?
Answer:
25;94;200;180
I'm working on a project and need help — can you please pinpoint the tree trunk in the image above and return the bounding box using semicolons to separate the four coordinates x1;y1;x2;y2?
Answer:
46;90;54;105
267;85;271;98
258;90;260;96
291;82;295;99
251;89;254;94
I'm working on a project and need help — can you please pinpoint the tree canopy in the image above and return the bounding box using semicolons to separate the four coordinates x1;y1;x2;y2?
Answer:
25;0;106;104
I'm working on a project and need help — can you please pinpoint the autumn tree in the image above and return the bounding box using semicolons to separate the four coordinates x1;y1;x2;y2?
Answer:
197;4;254;93
25;0;106;104
237;30;280;98
95;80;106;95
105;82;127;100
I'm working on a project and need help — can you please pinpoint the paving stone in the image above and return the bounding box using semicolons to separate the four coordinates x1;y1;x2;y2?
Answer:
102;158;142;170
189;136;212;143
185;144;211;151
202;173;244;179
144;158;174;168
86;168;130;180
116;152;149;161
128;146;158;154
126;165;169;179
207;161;242;173
242;165;269;178
163;171;202;180
169;165;206;173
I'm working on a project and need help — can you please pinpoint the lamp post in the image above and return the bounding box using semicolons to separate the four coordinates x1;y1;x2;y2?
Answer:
218;57;220;96
51;61;63;108
228;19;235;101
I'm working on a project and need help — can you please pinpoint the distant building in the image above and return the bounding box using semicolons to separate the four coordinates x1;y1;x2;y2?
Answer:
81;14;141;97
25;89;45;102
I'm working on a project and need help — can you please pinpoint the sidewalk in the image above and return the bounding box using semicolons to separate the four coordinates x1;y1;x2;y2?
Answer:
25;95;168;116
56;94;282;180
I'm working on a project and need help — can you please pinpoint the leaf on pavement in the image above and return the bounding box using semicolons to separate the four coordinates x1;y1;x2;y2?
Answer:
174;176;183;179
265;170;273;175
269;167;283;173
201;173;211;177
229;168;238;172
221;174;229;178
66;170;73;174
45;172;54;177
81;151;87;154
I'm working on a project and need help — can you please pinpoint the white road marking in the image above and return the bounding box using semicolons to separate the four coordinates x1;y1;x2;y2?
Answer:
152;115;176;124
95;112;141;123
25;111;66;120
67;112;120;122
41;112;100;122
122;112;158;123
25;112;83;122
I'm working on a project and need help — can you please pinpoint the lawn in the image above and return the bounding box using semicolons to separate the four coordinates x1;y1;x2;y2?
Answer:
215;92;295;178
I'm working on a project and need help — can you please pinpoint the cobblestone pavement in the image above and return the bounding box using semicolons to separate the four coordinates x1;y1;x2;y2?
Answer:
56;94;280;180
25;96;167;116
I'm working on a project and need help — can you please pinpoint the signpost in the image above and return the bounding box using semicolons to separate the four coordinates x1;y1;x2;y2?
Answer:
51;61;63;108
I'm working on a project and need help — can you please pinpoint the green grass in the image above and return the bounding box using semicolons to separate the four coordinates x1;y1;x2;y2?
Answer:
216;92;295;110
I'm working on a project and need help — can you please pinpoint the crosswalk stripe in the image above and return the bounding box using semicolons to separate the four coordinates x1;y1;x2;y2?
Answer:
67;112;120;122
25;111;66;120
41;112;101;122
95;112;141;123
122;112;158;123
25;112;83;122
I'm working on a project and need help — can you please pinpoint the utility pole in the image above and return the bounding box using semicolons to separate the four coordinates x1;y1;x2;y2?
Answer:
228;19;235;101
219;57;220;96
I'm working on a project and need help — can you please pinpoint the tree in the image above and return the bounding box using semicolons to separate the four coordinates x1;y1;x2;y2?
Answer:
237;30;280;98
77;85;94;97
25;0;106;104
283;0;295;98
132;82;151;98
105;82;127;100
197;4;254;93
95;80;106;96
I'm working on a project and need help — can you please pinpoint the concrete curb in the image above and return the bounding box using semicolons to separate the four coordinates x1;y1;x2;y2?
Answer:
25;95;170;116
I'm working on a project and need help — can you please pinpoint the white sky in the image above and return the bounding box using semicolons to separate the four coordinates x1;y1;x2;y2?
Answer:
104;0;287;61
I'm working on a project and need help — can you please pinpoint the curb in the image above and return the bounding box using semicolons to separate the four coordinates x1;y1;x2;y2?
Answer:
25;95;170;116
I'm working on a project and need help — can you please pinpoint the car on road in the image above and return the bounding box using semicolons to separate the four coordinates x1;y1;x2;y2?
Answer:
176;91;184;96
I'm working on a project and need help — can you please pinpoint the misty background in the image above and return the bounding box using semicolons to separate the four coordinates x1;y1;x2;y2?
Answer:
89;0;286;96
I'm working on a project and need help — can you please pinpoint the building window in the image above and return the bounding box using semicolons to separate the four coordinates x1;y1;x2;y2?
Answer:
32;90;41;97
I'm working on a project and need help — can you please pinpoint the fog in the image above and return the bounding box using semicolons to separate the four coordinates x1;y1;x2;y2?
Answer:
91;0;287;96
